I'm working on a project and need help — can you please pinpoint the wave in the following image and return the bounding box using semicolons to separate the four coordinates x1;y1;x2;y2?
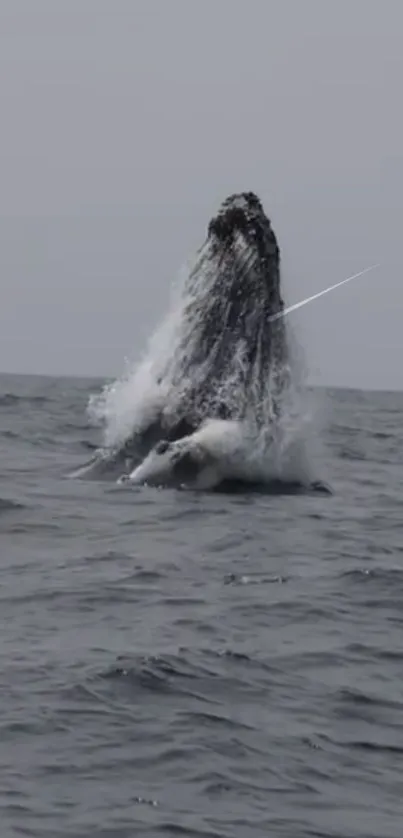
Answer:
0;497;26;513
0;393;49;407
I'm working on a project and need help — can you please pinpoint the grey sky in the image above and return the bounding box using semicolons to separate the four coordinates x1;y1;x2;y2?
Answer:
0;1;401;389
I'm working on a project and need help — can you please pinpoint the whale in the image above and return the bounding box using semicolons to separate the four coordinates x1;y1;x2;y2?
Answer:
73;191;326;491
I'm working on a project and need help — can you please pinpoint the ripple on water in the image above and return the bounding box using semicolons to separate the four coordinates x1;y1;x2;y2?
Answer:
1;377;403;836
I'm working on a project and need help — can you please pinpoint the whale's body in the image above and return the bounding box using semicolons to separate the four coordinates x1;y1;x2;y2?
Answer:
74;191;328;492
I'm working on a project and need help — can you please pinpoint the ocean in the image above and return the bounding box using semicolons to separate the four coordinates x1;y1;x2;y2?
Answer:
1;371;403;837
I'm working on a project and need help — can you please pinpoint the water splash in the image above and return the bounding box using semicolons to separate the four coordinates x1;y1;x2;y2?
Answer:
87;242;319;488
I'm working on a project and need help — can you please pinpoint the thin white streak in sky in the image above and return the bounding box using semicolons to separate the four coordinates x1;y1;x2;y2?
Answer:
269;264;380;322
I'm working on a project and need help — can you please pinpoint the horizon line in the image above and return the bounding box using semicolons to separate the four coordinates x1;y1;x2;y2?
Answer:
0;368;401;396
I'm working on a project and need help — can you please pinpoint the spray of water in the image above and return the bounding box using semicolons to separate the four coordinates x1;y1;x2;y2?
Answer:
88;265;304;484
87;229;378;489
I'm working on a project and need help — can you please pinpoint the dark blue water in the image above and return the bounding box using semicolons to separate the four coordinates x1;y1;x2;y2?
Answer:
1;372;403;837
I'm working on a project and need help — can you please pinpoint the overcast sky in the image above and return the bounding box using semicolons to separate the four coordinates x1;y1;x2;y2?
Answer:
0;1;401;389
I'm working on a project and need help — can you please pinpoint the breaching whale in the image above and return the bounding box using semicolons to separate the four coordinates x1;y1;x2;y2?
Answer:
74;191;328;492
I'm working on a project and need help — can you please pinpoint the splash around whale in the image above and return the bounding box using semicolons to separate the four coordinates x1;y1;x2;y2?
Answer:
73;191;331;494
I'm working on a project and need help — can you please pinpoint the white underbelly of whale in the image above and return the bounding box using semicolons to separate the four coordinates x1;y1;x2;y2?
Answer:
123;440;220;489
121;420;244;490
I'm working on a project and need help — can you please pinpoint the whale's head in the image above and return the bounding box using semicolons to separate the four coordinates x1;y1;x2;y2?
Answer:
204;192;283;306
209;190;278;267
173;191;289;425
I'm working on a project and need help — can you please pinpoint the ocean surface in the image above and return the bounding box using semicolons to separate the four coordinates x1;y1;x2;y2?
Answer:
1;371;403;838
